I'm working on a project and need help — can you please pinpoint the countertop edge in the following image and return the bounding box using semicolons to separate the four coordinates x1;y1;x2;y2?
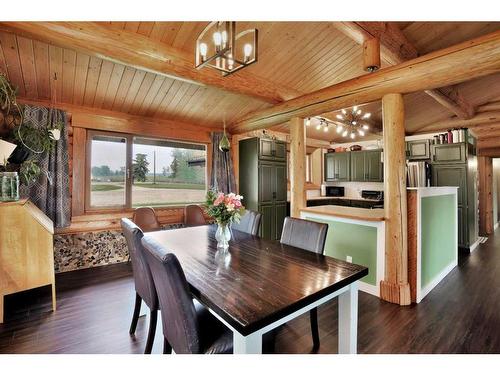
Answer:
300;206;385;222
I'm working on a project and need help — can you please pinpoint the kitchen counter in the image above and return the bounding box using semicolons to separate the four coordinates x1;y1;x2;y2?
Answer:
289;195;382;203
300;205;385;222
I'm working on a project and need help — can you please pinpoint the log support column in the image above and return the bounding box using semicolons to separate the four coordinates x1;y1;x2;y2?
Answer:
289;117;307;218
380;93;411;306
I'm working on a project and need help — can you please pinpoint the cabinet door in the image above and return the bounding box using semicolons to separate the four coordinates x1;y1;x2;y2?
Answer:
273;141;287;161
407;140;430;160
258;204;274;240
431;143;466;164
336;153;351;181
324;154;335;181
431;165;466;206
365;150;383;182
258;162;274;204
350;152;365;182
259;139;274;160
458;206;465;247
274;202;287;240
274;162;287;202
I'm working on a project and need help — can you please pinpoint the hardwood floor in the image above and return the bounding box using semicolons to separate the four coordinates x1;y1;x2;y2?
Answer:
1;229;500;354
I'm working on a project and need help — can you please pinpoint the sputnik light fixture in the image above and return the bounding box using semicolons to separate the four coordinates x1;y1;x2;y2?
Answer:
195;22;258;76
305;105;371;140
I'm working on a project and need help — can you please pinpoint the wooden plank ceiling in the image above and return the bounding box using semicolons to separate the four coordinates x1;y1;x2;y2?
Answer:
0;21;499;144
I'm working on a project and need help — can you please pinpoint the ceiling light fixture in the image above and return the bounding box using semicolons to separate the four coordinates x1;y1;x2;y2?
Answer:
195;21;258;76
334;105;372;140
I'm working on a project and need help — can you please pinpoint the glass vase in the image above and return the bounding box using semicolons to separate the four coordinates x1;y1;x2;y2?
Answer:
215;223;231;251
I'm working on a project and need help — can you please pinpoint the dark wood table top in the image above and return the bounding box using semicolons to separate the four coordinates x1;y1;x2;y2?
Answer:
145;225;368;335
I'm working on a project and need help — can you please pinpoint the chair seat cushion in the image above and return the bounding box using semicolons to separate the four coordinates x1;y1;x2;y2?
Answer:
193;299;233;354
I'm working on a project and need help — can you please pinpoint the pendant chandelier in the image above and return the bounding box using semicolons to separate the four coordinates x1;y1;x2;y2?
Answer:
195;22;258;76
305;106;371;140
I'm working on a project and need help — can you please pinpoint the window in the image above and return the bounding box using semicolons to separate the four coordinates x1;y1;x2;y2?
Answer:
87;131;207;210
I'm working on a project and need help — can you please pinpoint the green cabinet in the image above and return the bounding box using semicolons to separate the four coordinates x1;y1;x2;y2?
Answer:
406;140;430;160
348;150;383;182
324;152;350;181
239;137;287;240
431;143;466;164
259;138;286;162
431;141;477;250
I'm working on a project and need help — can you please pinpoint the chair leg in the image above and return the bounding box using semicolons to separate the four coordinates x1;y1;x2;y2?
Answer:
309;308;320;350
129;293;142;335
163;338;172;354
144;309;158;354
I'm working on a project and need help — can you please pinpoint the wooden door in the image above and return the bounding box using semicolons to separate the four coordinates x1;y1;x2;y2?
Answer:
274;162;287;203
431;143;466;164
258;162;274;204
259;139;274;160
274;202;287;240
336;152;351;181
324;154;335;181
406;140;430;160
258;204;274;240
273;141;287;161
365;150;383;182
350;151;365;181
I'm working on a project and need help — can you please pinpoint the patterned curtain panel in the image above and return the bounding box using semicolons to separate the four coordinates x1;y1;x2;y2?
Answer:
210;132;236;194
20;105;71;228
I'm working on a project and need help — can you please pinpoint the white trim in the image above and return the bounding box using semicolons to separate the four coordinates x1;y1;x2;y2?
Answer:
469;238;481;252
299;211;384;297
495;222;499;230
417;261;457;303
206;283;359;354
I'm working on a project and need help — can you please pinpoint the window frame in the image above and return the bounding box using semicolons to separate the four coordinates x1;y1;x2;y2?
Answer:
85;130;208;213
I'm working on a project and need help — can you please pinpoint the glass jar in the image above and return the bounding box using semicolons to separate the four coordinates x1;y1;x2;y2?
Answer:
215;222;231;251
0;172;20;202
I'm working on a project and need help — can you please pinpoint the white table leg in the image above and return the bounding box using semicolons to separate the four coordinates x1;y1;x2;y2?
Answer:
338;282;358;354
233;331;262;354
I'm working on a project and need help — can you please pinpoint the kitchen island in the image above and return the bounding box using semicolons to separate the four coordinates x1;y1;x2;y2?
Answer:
300;205;385;297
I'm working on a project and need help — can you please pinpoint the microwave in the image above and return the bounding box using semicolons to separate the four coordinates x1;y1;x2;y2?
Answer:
325;186;345;197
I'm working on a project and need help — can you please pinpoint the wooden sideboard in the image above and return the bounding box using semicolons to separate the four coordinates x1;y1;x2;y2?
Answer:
0;199;56;323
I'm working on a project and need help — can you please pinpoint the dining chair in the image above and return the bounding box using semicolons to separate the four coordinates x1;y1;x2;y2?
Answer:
184;204;207;227
121;218;159;354
231;210;262;236
132;207;161;232
141;236;233;354
280;216;328;350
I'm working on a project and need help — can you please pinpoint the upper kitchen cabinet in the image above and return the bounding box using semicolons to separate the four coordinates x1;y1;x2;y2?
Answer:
259;138;286;162
406;140;430;160
324;152;350;182
349;150;384;182
430;143;467;164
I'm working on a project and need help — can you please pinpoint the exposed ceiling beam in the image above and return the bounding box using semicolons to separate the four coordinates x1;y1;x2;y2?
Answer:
231;30;500;134
476;137;500;150
477;100;500;113
0;22;301;104
414;111;500;134
478;147;500;157
333;21;475;119
17;97;218;143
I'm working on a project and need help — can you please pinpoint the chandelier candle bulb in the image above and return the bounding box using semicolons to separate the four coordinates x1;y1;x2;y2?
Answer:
305;118;311;126
200;43;208;59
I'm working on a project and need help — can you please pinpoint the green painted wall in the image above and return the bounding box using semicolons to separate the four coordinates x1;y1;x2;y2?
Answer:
305;217;377;285
420;194;457;288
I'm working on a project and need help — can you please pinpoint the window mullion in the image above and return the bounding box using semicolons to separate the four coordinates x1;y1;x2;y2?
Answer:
125;135;133;209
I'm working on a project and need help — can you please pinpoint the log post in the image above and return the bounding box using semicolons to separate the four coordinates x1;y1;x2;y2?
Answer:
380;93;411;306
289;117;307;218
478;156;493;235
363;38;381;72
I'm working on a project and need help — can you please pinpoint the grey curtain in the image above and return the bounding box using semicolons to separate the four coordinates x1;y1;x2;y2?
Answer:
210;132;236;193
20;105;71;228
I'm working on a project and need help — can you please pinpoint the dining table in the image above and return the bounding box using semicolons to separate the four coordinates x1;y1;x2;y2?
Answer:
144;224;368;354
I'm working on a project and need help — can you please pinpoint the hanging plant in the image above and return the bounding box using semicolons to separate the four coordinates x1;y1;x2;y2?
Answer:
0;72;18;114
14;120;58;154
19;158;41;185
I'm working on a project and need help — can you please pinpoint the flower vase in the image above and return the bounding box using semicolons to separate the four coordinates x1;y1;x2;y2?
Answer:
215;223;231;251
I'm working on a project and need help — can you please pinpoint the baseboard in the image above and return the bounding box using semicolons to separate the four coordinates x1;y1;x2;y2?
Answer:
469;238;482;252
418;261;457;303
358;282;379;297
